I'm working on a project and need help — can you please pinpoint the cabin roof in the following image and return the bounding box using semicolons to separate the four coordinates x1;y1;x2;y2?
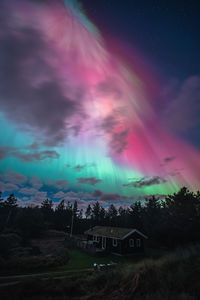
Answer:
85;226;148;239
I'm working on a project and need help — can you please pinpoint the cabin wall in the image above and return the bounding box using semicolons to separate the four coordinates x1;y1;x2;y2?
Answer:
87;232;145;255
107;237;122;254
121;232;144;254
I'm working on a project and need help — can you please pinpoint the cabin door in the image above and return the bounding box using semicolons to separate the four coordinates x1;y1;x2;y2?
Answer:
102;237;106;249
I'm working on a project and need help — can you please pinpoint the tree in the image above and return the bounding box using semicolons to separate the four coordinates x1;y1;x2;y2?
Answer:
4;194;18;209
163;187;200;245
56;199;65;211
78;209;83;219
92;202;101;222
41;198;54;227
107;204;118;218
165;187;198;220
107;204;118;226
15;207;45;239
99;207;106;222
0;191;4;209
118;206;126;218
129;201;144;229
4;194;18;228
0;191;6;231
73;200;78;217
54;199;72;231
41;198;53;211
85;204;92;219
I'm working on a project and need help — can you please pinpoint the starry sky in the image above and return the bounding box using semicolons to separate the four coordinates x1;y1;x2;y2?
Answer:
0;0;199;210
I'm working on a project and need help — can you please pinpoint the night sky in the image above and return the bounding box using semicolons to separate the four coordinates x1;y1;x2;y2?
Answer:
84;0;200;78
83;0;200;148
0;0;199;209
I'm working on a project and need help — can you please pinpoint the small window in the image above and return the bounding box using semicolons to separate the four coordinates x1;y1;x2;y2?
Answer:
129;239;134;247
136;238;141;247
112;239;117;247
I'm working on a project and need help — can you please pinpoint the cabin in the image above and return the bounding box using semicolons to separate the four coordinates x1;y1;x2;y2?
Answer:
85;226;148;255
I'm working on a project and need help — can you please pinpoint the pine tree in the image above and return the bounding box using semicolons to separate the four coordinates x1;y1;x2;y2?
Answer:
85;204;92;219
4;194;18;209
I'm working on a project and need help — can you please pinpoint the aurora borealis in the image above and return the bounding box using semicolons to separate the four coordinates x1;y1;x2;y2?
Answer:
0;0;199;209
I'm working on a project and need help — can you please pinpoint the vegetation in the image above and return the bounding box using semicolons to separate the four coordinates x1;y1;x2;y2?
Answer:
58;249;141;271
1;245;200;300
0;187;200;249
0;188;200;298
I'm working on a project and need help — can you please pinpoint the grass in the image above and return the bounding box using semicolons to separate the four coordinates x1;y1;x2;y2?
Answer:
58;249;143;271
1;245;200;300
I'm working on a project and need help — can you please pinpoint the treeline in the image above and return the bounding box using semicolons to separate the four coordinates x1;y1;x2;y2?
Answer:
0;187;200;248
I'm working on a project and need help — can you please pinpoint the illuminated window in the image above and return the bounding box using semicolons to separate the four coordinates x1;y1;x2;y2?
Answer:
129;239;134;247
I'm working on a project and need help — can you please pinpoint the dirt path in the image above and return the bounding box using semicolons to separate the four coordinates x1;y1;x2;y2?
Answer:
0;268;93;287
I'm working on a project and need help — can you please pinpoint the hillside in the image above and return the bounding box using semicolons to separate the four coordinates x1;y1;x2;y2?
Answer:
1;245;200;300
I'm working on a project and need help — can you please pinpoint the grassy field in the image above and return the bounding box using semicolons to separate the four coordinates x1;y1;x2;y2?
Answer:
58;249;143;271
1;245;200;300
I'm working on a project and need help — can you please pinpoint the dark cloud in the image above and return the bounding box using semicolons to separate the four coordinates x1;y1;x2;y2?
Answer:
123;176;167;188
164;156;175;163
164;76;200;135
74;164;86;172
100;115;118;133
70;124;82;137
19;187;38;195
100;193;121;201
0;11;82;146
1;172;27;185
137;194;167;201
30;191;47;205
0;145;60;162
54;180;68;190
92;189;134;201
110;129;129;154
25;142;40;150
77;177;102;186
54;191;65;199
68;163;95;171
168;168;183;177
29;175;43;189
99;115;129;155
12;150;60;162
0;181;19;192
95;78;122;99
92;189;103;197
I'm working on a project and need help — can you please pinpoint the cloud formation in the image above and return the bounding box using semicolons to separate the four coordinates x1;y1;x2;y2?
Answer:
0;3;83;146
29;175;43;189
1;172;27;185
163;156;175;163
123;176;167;188
19;187;38;195
0;181;19;192
74;164;86;172
54;180;68;190
0;146;60;162
110;129;129;154
164;76;200;134
12;150;60;162
92;189;135;201
77;177;102;186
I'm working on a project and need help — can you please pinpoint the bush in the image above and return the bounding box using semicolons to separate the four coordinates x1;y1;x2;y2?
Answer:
0;233;21;258
6;251;69;273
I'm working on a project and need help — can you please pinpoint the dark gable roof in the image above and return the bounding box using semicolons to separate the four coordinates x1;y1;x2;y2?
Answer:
85;226;147;239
